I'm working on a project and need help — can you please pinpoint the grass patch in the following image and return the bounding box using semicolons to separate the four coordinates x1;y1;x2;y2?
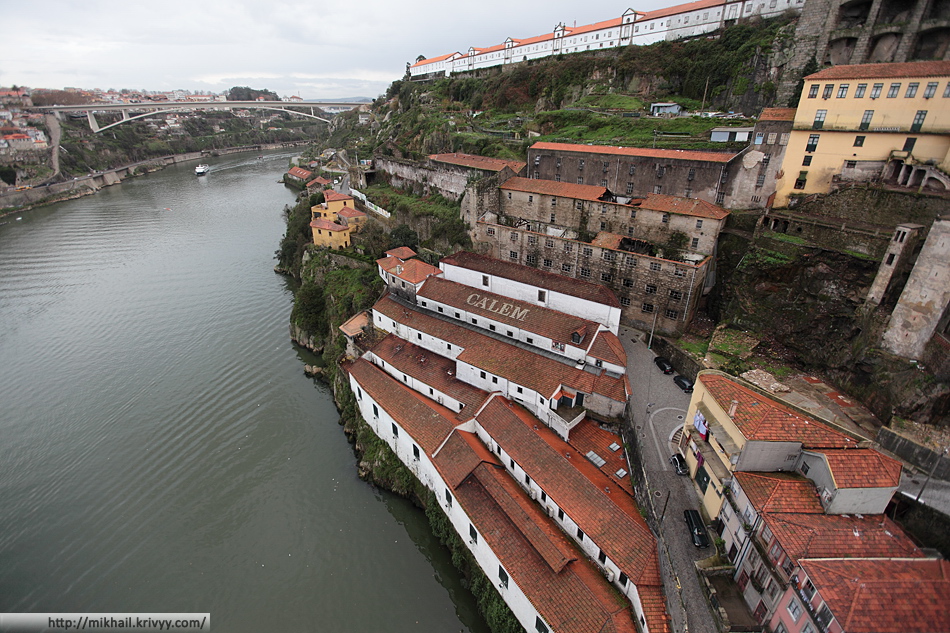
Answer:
678;336;710;358
362;183;461;221
763;230;809;246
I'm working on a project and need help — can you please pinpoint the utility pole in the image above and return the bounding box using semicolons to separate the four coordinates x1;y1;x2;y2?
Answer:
700;77;710;116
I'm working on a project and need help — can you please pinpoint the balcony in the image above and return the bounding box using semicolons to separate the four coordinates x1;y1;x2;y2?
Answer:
795;584;831;633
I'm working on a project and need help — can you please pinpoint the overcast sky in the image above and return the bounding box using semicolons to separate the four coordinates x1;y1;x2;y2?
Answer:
2;0;672;100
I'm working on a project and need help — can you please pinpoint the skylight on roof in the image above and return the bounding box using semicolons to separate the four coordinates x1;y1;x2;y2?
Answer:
586;451;606;467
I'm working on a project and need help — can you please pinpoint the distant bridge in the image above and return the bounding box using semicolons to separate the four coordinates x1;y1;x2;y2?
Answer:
32;100;367;133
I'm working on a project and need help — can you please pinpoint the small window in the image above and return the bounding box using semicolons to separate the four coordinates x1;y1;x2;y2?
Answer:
887;83;900;98
535;617;549;633
854;135;865;147
576;527;585;541
924;82;938;99
854;83;867;98
836;83;849;98
905;82;919;98
661;213;670;224
412;444;420;461
498;566;509;589
469;524;478;543
870;83;883;99
822;84;833;99
649;262;661;272
618;572;628;587
802;155;813;166
391;423;398;438
696;219;703;229
807;84;819;99
445;489;452;507
645;284;657;294
691;237;700;249
641;303;654;313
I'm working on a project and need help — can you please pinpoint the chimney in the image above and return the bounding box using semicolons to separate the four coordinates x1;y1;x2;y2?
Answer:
728;400;739;417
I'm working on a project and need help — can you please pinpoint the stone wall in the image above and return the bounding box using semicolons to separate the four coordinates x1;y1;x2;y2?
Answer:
374;157;470;201
877;426;950;481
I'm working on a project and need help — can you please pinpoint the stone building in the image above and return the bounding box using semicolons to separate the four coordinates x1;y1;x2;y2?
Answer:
525;141;744;208
727;108;796;209
374;153;525;200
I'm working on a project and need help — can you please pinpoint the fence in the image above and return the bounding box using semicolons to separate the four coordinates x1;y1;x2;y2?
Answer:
349;189;390;218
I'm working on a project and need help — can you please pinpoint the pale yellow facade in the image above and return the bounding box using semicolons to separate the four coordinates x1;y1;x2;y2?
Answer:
774;63;950;207
310;220;351;250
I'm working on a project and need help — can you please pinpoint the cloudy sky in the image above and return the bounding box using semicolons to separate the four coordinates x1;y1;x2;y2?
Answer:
2;0;671;100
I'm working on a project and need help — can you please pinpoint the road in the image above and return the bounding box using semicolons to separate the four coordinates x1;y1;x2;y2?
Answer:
619;325;719;633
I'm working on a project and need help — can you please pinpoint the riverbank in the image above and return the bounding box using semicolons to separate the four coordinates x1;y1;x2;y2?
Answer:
0;142;309;218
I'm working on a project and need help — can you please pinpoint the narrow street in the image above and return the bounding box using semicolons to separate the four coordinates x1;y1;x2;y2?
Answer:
619;325;718;633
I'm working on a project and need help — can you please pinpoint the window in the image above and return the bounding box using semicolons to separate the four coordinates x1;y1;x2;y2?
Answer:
812;109;826;129
924;82;938;99
580;267;591;278
601;272;613;282
625;255;636;267
563;242;573;253
807;84;819;99
510;231;518;242
562;263;572;273
945;82;950;98
372;404;379;418
854;135;865;147
767;132;777;144
628;164;636;175
598;550;607;565
845;160;857;168
779;132;789;145
912;110;927;133
854;83;867;98
445;489;452;507
870;83;883;99
575;200;583;210
666;309;679;319
836;83;849;98
905;82;919;98
805;134;819;152
554;174;561;182
527;235;537;245
412;444;420;461
528;195;533;203
578;159;585;170
691;237;700;249
577;177;584;184
794;173;807;189
716;191;725;205
649;261;661;272
816;605;834;630
822;84;833;99
887;82;900;98
557;509;564;521
618;572;628;587
674;267;686;277
620;297;631;306
669;289;682;300
535;617;549;633
482;275;489;287
509;251;518;260
576;527;585;541
696;219;703;229
603;250;616;262
543;258;552;267
582;246;592;257
625;182;634;195
642;303;654;313
469;524;478;543
756;173;767;188
860;109;873;130
661;213;670;224
755;132;765;144
498;566;508;589
787;599;802;623
602;161;609;172
653;185;662;194
486;227;495;236
623;278;633;287
391;423;398;437
645;284;657;294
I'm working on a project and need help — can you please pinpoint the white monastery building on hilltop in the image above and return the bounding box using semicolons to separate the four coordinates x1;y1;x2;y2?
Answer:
409;0;803;79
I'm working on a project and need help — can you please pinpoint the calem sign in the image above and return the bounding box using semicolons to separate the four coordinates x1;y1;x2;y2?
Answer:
466;293;530;321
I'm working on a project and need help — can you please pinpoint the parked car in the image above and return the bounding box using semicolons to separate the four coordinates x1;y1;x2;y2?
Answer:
673;375;694;393
684;509;710;548
670;453;688;475
653;356;674;374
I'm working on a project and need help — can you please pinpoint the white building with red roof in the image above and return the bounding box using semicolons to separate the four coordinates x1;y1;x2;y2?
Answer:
408;0;800;79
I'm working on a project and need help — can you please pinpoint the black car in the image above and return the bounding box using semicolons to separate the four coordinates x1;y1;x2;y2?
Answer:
673;375;694;393
653;356;674;374
670;453;688;476
684;509;710;548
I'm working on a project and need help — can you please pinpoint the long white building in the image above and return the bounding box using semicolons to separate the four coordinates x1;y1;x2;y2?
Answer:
409;0;803;79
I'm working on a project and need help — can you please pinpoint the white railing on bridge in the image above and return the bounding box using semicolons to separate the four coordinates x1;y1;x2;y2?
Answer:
350;189;390;218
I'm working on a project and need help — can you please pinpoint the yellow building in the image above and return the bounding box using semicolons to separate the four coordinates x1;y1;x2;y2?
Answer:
774;60;950;207
677;371;859;519
310;191;358;223
310;218;351;250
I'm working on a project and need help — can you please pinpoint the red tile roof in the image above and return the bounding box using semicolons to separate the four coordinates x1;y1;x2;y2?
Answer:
819;448;902;489
417;276;603;347
287;166;313;180
564;418;632;492
373;296;628;404
429;153;526;174
641;0;723;21
474;397;662;588
310;218;349;232
369;334;490;420
733;472;825;514
324;190;354;202
798;558;950;633
346;358;458;453
806;60;950;81
758;107;797;122
397;259;443;284
339;311;370;339
530;141;738;164
306;176;331;187
500;176;611;202
337;207;366;218
591;232;625;250
440;251;621;308
632;193;729;220
762;513;922;561
698;373;859;448
586;331;626;367
385;247;417;260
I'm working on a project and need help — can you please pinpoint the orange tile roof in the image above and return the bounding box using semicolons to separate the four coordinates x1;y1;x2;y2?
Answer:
500;176;610;202
287;166;313;179
385;247;417;260
733;472;824;514
432;429;500;489
429;152;526;174
762;513;922;561
530;141;738;164
698;373;859;448
633;193;729;220
475;397;662;588
417;276;602;347
590;232;625;249
306;176;331;187
337;207;366;218
324;190;353;202
641;0;724;21
806;60;950;81
339;311;370;338
564;418;632;492
409;51;461;68
397;258;442;284
440;251;621;308
441;452;644;633
310;218;349;232
798;558;950;633
373;296;628;404
370;334;490;420
758;107;797;122
819;448;902;489
586;331;626;367
346;358;458;453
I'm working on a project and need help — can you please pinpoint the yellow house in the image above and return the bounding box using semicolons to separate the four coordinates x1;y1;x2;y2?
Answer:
310;218;351;250
310;191;357;223
677;371;859;519
774;60;950;207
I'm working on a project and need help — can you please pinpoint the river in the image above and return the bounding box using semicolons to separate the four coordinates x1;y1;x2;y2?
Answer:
0;151;489;632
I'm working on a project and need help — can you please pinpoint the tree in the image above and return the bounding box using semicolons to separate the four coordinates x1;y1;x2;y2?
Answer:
389;224;419;250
